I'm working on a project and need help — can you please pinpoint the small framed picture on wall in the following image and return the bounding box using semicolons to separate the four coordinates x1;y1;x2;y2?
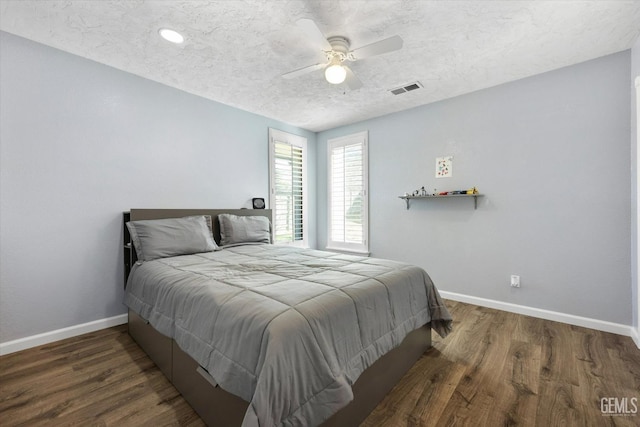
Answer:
436;156;453;178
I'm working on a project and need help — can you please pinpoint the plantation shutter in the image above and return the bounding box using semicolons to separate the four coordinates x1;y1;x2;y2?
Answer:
328;131;368;253
268;128;307;247
272;141;304;243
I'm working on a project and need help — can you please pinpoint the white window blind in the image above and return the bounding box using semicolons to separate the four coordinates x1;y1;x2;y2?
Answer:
327;131;368;254
269;129;307;246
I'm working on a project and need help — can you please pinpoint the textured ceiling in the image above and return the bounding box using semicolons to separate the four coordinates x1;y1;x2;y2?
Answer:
1;0;639;132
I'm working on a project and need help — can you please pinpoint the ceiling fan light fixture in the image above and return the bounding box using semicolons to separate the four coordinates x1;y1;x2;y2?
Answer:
325;63;346;84
158;28;184;44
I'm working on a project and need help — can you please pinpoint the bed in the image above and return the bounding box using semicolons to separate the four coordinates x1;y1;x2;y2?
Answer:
123;209;452;427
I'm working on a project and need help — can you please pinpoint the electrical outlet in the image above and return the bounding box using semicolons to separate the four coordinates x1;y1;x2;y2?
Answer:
510;275;520;288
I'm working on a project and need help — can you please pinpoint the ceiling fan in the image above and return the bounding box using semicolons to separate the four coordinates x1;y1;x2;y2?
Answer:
282;19;403;90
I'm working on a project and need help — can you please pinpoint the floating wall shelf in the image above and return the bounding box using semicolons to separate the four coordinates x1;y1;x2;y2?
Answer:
399;194;484;210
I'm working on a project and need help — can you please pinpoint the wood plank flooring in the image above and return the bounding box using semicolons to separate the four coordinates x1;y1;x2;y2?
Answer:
1;300;638;426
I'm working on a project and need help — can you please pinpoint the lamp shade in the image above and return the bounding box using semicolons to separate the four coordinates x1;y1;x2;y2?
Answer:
325;64;346;84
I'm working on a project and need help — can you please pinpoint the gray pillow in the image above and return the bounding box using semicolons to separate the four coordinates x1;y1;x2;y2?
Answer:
127;215;217;261
218;214;271;246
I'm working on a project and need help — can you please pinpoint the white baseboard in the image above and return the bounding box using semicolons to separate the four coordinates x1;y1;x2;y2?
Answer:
0;313;128;356
631;327;640;349
440;291;634;338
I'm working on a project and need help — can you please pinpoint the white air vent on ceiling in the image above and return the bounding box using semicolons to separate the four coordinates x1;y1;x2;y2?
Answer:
389;81;423;95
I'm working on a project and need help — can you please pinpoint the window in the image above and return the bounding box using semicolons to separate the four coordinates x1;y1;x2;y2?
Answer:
327;131;369;254
268;128;308;246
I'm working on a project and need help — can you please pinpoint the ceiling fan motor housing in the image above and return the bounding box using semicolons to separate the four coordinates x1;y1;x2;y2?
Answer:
326;36;351;62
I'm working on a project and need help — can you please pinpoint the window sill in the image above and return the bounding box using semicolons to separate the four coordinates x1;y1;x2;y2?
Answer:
324;246;371;257
273;242;309;249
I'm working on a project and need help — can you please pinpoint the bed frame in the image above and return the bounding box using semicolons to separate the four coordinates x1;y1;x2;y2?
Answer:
124;208;432;426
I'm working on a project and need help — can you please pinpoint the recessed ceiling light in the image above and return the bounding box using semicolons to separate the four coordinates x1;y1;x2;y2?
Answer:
158;28;184;44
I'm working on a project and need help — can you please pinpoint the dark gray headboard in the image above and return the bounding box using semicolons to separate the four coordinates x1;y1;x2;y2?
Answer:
123;209;272;287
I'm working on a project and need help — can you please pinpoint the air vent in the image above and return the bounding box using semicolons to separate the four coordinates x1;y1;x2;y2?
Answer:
389;81;423;95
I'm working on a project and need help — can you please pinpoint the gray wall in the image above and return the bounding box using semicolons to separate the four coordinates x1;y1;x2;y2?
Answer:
317;51;632;325
0;32;316;343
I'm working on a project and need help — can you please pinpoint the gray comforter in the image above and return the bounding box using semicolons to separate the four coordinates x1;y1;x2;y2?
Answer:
125;244;452;427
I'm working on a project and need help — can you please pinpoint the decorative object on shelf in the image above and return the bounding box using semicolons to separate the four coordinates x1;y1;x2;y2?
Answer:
435;156;453;178
431;187;478;196
252;198;266;209
421;186;427;196
399;187;483;210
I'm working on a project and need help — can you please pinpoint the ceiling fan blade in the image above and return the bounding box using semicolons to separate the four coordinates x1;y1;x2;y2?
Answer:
350;35;403;60
282;62;327;79
296;18;332;51
343;66;363;90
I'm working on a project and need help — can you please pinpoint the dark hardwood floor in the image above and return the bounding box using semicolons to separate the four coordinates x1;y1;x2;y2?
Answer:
1;300;638;426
